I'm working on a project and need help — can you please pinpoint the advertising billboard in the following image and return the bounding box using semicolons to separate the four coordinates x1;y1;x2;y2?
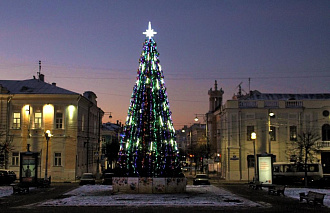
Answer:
257;155;273;184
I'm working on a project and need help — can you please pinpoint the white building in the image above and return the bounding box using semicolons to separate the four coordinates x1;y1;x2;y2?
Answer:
208;84;330;181
0;74;103;182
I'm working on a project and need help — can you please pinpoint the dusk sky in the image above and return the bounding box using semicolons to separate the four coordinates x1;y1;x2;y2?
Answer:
1;0;329;129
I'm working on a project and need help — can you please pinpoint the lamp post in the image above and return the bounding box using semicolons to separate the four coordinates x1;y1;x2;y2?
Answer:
268;111;275;154
251;132;257;182
44;130;52;180
194;113;209;175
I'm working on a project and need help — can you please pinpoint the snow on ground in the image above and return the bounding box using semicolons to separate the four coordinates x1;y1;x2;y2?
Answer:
0;186;13;198
39;185;261;207
284;188;330;207
1;184;329;208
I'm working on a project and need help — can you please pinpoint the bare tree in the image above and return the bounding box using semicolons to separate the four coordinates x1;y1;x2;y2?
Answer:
0;132;14;169
295;130;321;187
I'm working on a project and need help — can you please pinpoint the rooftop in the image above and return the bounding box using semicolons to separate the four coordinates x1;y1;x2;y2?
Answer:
0;79;78;95
237;90;330;101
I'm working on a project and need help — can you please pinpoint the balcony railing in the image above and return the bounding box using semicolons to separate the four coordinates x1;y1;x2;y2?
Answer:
316;141;330;148
286;100;303;108
239;101;257;108
264;101;279;108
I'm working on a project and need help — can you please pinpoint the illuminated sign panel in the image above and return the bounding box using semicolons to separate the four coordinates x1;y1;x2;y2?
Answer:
257;155;273;184
20;152;39;184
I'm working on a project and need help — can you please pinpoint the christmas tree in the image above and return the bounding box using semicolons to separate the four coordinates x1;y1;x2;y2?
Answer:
117;22;181;177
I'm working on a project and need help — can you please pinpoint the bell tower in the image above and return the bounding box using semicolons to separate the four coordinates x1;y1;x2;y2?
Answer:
208;80;224;113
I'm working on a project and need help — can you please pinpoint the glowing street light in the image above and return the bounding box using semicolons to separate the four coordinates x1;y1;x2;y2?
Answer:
268;111;275;154
44;130;52;181
194;116;199;122
251;132;257;182
194;113;209;175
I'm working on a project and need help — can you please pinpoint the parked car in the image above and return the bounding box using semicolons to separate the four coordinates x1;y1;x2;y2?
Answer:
102;173;114;185
79;173;95;185
0;169;16;184
193;174;210;185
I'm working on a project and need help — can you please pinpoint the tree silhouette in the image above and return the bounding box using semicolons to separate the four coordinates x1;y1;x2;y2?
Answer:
0;132;14;169
295;129;321;187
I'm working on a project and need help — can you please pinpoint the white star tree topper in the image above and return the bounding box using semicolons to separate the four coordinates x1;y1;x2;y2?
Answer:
143;21;157;39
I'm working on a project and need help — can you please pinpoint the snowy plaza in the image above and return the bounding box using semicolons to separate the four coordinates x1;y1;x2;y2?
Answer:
0;184;329;208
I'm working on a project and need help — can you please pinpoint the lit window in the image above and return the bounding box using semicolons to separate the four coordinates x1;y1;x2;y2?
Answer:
54;153;62;166
34;112;42;129
13;112;21;129
12;152;19;166
56;112;63;129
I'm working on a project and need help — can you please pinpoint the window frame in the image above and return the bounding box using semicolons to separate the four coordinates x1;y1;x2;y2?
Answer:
11;152;19;166
54;152;62;166
270;126;276;141
55;112;63;129
322;124;330;141
289;126;297;141
34;112;42;129
13;112;21;129
247;126;254;141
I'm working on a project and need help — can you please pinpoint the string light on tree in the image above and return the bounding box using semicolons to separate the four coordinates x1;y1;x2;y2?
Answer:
117;22;180;177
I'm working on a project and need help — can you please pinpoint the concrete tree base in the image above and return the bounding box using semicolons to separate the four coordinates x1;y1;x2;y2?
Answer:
112;177;187;194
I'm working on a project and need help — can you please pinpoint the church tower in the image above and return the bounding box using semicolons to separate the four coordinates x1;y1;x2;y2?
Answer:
207;80;224;163
208;80;224;113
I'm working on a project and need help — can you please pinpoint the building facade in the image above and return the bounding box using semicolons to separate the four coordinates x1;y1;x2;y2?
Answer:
0;76;103;182
210;88;330;181
101;121;122;173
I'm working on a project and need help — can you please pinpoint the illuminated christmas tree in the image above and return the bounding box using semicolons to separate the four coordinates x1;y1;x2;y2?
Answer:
117;22;180;177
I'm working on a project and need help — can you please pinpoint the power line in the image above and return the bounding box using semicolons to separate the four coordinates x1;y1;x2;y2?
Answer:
50;75;330;81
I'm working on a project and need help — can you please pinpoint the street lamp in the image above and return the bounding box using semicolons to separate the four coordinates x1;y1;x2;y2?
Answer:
268;111;275;154
251;132;257;182
194;116;199;122
44;130;52;181
194;113;209;175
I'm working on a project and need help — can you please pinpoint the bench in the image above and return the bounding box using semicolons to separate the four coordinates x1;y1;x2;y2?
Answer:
268;185;286;196
11;183;29;194
299;191;326;206
249;181;263;190
37;176;51;188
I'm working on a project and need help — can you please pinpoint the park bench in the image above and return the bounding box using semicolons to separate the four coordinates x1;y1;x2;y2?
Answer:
299;191;326;206
37;176;51;188
268;185;286;196
249;181;263;190
11;177;51;194
11;183;29;194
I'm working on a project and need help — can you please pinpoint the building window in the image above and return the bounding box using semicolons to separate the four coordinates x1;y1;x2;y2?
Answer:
247;126;254;141
82;115;85;132
54;153;62;166
247;155;255;168
322;124;330;141
270;126;276;141
56;112;63;129
11;152;19;166
290;126;297;141
34;112;42;129
13;112;21;129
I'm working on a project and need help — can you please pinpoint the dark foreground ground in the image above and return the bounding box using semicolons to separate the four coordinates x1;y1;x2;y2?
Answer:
0;179;328;213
